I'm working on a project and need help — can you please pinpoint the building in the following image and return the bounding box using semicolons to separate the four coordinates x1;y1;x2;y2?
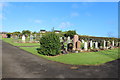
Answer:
54;30;61;34
40;30;46;33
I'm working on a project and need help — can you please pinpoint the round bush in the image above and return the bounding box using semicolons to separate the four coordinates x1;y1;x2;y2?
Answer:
39;32;61;56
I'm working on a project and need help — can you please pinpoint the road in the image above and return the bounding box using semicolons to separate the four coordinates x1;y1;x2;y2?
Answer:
2;41;119;78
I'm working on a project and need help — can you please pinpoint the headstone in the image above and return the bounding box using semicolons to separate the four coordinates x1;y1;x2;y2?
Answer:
106;41;110;49
76;40;81;50
22;35;25;42
14;35;18;42
112;40;114;47
82;39;85;43
95;42;98;49
34;34;37;40
60;37;63;42
30;35;33;42
34;34;36;37
90;40;93;49
84;42;88;51
104;40;106;49
73;35;79;50
40;34;42;38
67;36;71;43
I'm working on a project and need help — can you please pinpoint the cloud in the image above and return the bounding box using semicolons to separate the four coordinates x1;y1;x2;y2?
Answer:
59;22;74;29
70;12;79;17
34;19;42;24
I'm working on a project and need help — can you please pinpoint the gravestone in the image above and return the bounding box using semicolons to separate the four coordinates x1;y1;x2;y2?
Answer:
14;35;18;42
40;34;42;38
30;35;33;42
60;37;63;42
84;42;88;51
90;40;93;49
34;34;37;40
104;40;106;49
76;40;81;50
67;36;71;43
95;42;98;49
112;40;114;47
81;39;85;43
22;35;25;42
73;35;79;50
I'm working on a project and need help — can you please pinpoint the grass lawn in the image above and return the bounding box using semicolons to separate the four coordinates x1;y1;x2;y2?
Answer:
2;38;120;65
2;38;40;46
20;47;119;65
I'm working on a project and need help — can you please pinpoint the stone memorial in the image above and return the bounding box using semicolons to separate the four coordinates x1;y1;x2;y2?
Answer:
73;35;79;50
76;40;81;50
95;42;98;49
60;37;63;42
90;40;93;49
67;36;71;43
30;35;33;42
40;34;42;38
22;35;25;43
112;40;114;47
104;40;106;49
81;39;85;43
84;42;88;51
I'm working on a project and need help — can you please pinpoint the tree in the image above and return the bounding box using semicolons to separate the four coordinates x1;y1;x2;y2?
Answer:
13;31;21;35
22;30;31;35
64;30;77;38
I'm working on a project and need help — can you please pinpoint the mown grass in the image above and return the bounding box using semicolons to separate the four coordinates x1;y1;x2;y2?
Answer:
2;38;120;65
20;47;119;65
2;38;40;46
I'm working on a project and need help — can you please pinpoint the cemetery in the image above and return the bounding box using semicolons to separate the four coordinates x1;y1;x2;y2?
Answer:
2;30;120;65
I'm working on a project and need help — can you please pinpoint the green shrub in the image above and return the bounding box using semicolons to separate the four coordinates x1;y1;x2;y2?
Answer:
39;32;61;56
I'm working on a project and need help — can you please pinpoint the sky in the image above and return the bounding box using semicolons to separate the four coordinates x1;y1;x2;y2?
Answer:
0;2;118;37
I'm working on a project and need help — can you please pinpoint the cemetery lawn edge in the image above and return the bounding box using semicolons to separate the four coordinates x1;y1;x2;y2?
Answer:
2;38;120;65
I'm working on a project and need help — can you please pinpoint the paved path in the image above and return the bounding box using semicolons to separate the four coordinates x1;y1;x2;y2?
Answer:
2;41;119;78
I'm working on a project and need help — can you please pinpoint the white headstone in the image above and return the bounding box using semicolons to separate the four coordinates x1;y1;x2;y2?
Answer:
90;40;93;49
82;39;85;43
30;35;33;41
95;42;98;49
34;34;36;38
22;35;25;42
104;40;106;48
112;40;114;46
40;34;42;38
67;36;71;43
60;37;63;42
84;42;88;51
